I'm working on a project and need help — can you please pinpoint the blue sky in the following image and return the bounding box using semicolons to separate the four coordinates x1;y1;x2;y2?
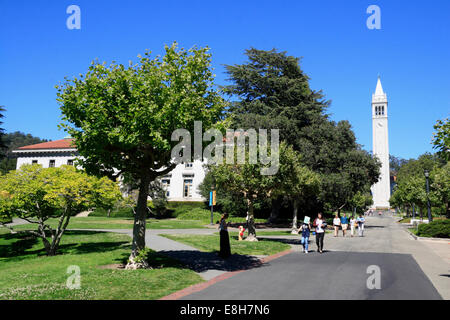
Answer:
0;0;448;159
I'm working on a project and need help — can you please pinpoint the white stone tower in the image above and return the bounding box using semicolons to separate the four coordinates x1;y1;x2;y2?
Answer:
371;76;390;209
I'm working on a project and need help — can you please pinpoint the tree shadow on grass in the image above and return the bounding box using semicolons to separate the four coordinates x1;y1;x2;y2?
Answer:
0;232;39;258
0;230;130;260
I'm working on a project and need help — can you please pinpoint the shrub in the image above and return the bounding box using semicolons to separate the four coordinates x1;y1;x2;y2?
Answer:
176;207;219;222
417;219;450;238
168;202;207;218
90;207;134;218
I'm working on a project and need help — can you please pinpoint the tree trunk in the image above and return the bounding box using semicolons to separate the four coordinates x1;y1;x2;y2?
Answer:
245;199;258;241
126;172;151;269
268;197;281;223
291;199;299;234
107;208;111;218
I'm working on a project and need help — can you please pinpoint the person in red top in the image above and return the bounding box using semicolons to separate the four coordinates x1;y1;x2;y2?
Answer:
313;213;327;253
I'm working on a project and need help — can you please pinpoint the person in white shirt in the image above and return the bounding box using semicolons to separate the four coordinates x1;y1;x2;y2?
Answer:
357;214;365;237
350;215;357;237
313;213;327;253
332;213;341;237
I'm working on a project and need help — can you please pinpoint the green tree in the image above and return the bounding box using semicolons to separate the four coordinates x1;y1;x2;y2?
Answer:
431;163;450;218
223;48;380;218
57;43;225;267
276;146;320;231
432;118;450;161
0;164;121;255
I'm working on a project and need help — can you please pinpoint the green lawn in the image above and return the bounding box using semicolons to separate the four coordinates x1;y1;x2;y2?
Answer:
8;217;208;231
160;234;291;256
0;229;203;299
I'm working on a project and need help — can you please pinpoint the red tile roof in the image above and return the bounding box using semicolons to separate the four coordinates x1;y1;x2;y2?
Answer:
17;138;76;150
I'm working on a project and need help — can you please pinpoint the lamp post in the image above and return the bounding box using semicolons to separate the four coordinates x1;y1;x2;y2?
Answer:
210;184;215;225
424;170;433;222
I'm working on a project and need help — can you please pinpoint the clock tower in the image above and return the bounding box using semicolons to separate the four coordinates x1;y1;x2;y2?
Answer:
371;76;390;209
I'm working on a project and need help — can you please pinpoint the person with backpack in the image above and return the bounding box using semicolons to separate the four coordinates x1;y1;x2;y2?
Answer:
313;213;327;254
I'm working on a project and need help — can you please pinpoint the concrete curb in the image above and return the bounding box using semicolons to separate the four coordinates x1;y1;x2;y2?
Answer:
404;228;449;243
159;248;293;300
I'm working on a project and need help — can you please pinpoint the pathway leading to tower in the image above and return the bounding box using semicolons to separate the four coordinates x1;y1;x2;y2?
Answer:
161;215;449;300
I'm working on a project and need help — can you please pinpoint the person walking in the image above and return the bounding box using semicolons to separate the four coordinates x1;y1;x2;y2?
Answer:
340;213;349;237
218;213;231;258
357;213;365;237
333;213;341;237
313;213;326;253
298;222;311;253
350;215;357;237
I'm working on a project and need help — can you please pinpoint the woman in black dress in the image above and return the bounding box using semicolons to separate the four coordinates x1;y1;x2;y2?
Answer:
218;213;231;258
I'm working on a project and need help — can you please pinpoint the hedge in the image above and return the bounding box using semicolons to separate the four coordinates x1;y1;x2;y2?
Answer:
417;219;450;238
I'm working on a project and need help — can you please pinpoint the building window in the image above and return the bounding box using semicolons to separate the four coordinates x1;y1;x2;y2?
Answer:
32;160;38;164
49;160;55;168
67;159;74;166
185;162;193;169
161;179;170;197
183;179;193;198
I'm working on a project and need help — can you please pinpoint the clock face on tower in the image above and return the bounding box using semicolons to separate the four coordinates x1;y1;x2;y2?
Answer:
377;121;383;128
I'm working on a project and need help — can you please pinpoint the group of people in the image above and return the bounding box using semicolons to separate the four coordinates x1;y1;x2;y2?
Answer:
298;212;366;254
332;212;366;238
217;211;367;259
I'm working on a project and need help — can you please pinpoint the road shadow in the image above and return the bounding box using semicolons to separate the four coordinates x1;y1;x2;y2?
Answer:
158;250;263;273
364;225;386;229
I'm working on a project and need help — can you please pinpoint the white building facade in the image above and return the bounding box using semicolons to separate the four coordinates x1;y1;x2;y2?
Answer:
13;138;206;202
371;77;391;209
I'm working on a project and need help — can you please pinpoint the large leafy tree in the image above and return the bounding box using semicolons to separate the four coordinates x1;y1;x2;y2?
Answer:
224;48;380;217
432;117;449;161
275;146;320;231
57;43;225;267
431;163;450;218
0;164;121;255
209;142;320;240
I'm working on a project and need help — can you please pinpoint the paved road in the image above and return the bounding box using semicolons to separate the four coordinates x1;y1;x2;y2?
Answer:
181;215;446;300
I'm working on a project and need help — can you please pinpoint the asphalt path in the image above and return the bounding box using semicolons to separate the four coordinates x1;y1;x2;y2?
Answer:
182;215;443;300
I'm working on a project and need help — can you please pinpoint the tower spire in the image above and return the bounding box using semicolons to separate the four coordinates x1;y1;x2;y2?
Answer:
375;76;384;95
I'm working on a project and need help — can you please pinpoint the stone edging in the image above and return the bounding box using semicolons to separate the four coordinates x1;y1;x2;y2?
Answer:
159;248;293;300
404;228;449;243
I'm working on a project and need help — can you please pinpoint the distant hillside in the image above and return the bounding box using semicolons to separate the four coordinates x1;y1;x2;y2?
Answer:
0;131;49;174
